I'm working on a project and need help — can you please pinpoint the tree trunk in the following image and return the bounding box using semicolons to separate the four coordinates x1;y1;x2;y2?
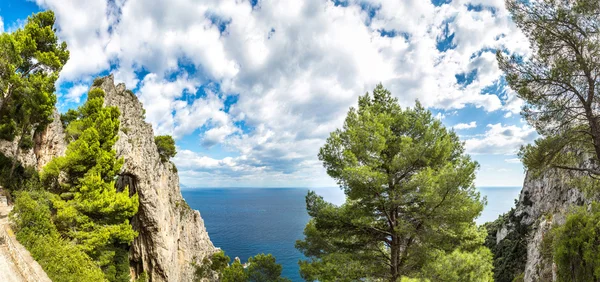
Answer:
8;137;21;180
390;234;399;282
389;208;400;282
8;124;25;180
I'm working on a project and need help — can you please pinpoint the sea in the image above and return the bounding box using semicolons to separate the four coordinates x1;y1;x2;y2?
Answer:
182;186;522;282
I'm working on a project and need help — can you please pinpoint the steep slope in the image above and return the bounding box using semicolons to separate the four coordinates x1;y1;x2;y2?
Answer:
0;110;66;171
95;75;217;281
492;167;591;281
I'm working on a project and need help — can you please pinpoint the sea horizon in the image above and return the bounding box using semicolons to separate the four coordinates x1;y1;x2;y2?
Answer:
182;186;522;281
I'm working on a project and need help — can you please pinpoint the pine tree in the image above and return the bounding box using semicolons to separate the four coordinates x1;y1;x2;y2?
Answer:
0;11;69;178
297;85;492;282
43;87;138;282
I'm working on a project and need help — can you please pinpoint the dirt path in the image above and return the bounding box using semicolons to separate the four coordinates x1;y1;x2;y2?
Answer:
0;245;25;282
0;202;25;282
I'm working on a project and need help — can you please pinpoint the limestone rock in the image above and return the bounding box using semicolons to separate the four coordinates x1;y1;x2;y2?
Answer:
0;109;66;170
95;75;216;282
499;166;591;281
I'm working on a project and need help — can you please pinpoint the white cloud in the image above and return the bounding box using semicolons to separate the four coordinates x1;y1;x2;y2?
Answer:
453;121;477;130
505;158;521;164
63;84;88;103
29;0;533;186
465;123;536;155
0;16;4;33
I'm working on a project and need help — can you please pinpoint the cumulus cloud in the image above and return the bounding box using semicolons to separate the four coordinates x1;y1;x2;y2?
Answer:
453;121;477;130
0;16;4;33
465;123;537;155
63;84;89;103
28;0;533;186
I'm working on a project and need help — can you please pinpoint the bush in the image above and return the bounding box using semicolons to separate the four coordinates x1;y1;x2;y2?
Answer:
552;202;600;281
10;191;105;282
155;135;177;162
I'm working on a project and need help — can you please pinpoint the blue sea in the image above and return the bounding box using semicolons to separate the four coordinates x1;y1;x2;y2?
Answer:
182;186;521;281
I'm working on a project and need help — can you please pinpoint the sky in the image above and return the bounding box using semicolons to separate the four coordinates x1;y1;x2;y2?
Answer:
0;0;536;188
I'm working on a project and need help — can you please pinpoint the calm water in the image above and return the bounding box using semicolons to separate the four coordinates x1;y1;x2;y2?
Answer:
182;186;521;281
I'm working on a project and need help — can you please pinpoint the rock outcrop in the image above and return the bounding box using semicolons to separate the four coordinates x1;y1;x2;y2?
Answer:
95;75;216;282
0;110;66;171
494;166;593;281
0;74;216;282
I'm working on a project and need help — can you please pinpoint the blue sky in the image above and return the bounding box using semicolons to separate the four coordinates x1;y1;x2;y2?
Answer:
1;0;535;188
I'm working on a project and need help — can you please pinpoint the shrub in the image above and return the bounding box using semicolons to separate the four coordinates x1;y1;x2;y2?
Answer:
552;202;600;281
155;135;177;162
10;191;105;282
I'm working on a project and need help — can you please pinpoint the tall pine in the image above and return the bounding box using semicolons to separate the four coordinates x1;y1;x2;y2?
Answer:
43;87;138;282
0;11;69;178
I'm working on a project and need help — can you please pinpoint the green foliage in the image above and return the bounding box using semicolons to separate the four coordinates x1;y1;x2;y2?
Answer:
134;272;149;282
196;251;289;282
10;191;106;282
93;77;104;87
551;202;600;281
155;135;177;162
422;247;494;282
0;152;42;192
38;87;138;281
246;254;291;282
483;207;530;282
0;10;68;150
499;0;600;177
60;109;80;129
222;258;248;282
297;84;490;282
193;250;230;281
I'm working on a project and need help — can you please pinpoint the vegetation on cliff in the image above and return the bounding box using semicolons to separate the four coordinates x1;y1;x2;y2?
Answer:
0;16;139;279
10;85;139;282
499;0;600;181
492;0;600;280
483;207;529;282
155;135;177;162
0;10;69;177
297;85;493;282
194;251;290;282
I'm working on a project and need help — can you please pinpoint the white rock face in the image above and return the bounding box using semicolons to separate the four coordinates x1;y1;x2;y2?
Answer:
509;168;589;282
0;110;66;170
96;75;216;282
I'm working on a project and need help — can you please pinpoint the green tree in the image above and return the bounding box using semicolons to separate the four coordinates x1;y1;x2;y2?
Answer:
218;254;290;282
222;258;248;282
550;203;600;281
42;87;138;282
0;11;69;178
297;85;489;282
246;254;291;282
498;0;600;177
9;191;106;282
193;250;230;281
155;135;177;162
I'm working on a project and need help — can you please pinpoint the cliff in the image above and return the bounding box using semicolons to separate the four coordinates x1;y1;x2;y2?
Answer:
0;74;216;282
96;75;217;281
492;166;592;281
0;110;66;171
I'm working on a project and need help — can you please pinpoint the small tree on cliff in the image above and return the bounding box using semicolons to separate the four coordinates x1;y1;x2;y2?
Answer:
155;135;177;162
42;87;139;282
499;0;600;178
0;11;69;179
296;85;492;282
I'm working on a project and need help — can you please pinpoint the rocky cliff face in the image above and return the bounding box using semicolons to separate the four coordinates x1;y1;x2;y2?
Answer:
95;75;217;282
0;74;217;282
495;167;592;281
0;110;67;171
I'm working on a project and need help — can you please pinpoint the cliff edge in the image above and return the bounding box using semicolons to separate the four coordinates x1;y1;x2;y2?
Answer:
95;74;216;281
493;166;592;281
